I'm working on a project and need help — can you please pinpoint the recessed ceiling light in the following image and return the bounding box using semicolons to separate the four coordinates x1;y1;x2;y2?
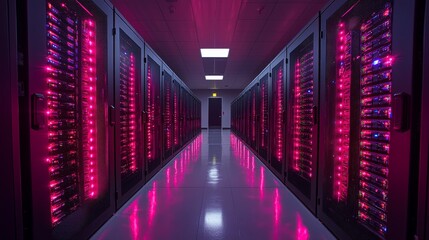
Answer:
205;75;223;80
200;48;229;58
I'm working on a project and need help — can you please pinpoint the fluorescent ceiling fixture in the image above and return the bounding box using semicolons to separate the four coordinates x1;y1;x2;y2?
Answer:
205;75;223;80
200;48;229;58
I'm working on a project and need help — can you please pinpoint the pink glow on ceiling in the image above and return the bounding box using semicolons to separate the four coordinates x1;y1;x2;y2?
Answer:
111;0;329;90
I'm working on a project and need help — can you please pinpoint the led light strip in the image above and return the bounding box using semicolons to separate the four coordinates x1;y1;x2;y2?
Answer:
82;19;98;198
333;22;351;202
147;65;153;160
129;53;137;171
275;66;284;161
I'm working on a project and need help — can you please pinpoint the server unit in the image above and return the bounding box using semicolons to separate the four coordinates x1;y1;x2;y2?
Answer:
162;66;174;160
145;47;163;177
249;83;259;150
286;18;320;214
179;86;186;144
318;0;421;239
173;78;181;150
113;10;145;208
258;68;271;161
19;0;114;238
270;50;287;178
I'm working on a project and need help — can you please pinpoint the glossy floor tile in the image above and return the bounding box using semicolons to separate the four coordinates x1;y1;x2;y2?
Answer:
91;130;335;240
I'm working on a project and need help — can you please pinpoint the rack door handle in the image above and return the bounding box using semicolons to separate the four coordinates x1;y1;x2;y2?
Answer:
393;92;409;132
312;105;318;125
109;105;116;126
31;93;46;130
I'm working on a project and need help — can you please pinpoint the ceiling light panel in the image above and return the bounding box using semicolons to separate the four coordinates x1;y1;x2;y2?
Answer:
200;48;229;58
205;75;224;80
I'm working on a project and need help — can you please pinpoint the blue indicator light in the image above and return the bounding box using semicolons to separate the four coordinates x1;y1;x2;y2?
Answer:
373;59;380;65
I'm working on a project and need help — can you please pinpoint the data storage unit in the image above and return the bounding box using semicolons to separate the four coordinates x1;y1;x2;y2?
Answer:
145;47;163;177
18;0;115;238
162;66;174;160
172;78;181;150
270;50;287;178
258;68;271;161
318;0;421;239
248;83;259;150
285;18;320;214
113;10;145;209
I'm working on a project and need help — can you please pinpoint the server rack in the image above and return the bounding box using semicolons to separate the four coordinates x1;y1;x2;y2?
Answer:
417;2;429;239
286;18;320;214
318;0;421;239
180;86;186;143
249;83;259;150
270;50;287;178
172;78;181;150
145;47;163;177
113;10;145;209
162;65;174;161
1;0;22;238
258;68;271;161
19;0;115;238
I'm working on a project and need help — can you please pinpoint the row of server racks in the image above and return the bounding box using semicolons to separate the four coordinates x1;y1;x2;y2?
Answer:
231;0;429;239
0;0;201;239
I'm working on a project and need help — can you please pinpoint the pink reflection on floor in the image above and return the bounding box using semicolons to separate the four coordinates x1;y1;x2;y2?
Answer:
129;198;140;239
260;166;265;199
148;182;157;226
296;213;310;240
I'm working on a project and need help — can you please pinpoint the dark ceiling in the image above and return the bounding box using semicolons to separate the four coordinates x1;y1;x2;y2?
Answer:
110;0;329;90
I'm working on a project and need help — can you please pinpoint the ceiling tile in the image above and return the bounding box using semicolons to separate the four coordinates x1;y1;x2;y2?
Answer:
111;0;330;90
158;0;194;21
238;2;276;20
151;31;175;42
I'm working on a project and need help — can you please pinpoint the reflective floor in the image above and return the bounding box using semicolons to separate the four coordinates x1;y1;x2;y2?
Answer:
92;130;335;240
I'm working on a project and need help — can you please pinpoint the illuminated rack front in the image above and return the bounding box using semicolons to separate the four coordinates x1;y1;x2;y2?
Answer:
357;4;392;238
119;41;138;179
260;78;268;150
334;22;351;202
164;76;172;151
46;1;99;226
292;49;314;179
147;65;155;161
273;65;284;161
252;87;256;143
173;82;179;147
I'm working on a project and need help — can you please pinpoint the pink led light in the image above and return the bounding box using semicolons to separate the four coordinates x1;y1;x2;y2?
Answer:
147;65;154;161
81;19;98;199
260;81;266;147
274;67;284;161
357;5;392;236
333;22;351;202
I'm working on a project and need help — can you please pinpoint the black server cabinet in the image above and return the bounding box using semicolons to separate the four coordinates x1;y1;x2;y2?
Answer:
173;78;181;150
1;0;22;238
318;0;421;239
244;91;250;143
258;68;271;161
20;0;114;238
249;84;259;150
179;86;185;145
145;47;163;177
162;66;174;160
417;2;429;239
113;11;144;209
285;19;320;214
270;50;287;178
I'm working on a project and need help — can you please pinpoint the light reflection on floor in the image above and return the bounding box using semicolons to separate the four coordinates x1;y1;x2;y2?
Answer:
92;130;335;240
